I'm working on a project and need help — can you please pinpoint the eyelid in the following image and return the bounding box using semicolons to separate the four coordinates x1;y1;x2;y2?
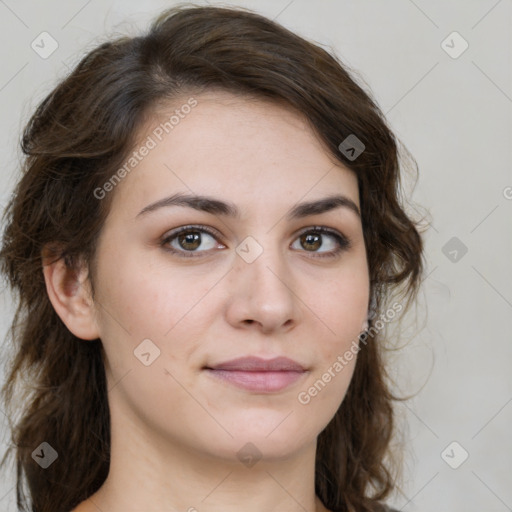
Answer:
161;224;223;242
294;225;347;241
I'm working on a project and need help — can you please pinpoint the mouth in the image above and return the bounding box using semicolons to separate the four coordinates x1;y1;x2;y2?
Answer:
203;356;308;393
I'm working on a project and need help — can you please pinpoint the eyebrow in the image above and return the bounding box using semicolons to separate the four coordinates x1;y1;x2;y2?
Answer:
136;192;361;220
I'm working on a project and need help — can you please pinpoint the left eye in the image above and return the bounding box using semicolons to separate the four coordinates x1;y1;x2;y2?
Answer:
290;228;347;255
290;226;352;258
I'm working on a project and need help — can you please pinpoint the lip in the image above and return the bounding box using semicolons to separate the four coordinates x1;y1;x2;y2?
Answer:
204;356;308;393
207;356;306;372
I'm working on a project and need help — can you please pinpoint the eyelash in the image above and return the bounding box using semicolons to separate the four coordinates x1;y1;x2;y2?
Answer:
160;224;351;259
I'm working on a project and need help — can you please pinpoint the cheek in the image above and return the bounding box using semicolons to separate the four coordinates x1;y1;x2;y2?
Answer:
92;243;225;388
295;346;358;432
94;242;211;338
93;248;207;419
308;267;369;343
299;265;368;405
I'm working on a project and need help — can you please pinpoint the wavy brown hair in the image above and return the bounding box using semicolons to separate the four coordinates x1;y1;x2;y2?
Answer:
0;5;424;512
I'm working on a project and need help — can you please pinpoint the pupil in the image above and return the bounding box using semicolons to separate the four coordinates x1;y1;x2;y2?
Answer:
302;233;321;251
179;232;201;250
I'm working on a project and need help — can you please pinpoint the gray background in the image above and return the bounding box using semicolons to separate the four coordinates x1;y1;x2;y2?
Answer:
0;1;511;511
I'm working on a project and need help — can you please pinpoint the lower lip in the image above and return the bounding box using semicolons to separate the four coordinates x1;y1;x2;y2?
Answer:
204;369;306;392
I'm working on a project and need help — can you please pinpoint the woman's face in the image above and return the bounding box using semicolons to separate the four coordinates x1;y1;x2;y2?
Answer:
89;91;369;462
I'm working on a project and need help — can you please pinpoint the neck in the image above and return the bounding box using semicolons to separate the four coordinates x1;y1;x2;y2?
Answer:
83;403;329;512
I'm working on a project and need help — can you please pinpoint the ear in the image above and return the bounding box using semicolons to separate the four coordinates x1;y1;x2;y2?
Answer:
42;248;100;341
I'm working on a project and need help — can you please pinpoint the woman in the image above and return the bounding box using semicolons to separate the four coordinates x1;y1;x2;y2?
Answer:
0;5;424;512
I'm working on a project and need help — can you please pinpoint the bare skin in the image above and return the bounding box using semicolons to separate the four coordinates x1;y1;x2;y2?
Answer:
71;494;332;512
47;91;369;512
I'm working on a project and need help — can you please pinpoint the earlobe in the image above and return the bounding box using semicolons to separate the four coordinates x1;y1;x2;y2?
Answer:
41;250;100;341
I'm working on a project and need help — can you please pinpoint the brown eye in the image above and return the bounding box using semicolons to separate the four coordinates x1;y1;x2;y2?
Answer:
178;231;202;250
162;225;224;257
300;232;322;251
291;227;351;259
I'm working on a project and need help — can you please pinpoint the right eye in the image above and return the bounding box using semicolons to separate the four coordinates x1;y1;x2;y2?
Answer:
161;225;226;258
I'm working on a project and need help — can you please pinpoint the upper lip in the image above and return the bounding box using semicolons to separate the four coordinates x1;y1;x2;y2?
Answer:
206;356;306;372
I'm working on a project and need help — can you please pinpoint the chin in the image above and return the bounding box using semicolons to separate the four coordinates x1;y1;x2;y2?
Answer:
207;419;314;458
202;434;311;466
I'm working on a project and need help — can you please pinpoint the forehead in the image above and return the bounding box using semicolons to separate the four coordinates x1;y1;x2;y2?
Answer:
107;91;359;218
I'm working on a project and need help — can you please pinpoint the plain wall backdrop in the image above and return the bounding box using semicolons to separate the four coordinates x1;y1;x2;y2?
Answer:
0;1;511;511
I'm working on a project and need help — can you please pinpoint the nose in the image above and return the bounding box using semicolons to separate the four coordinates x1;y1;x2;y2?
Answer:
224;242;300;335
